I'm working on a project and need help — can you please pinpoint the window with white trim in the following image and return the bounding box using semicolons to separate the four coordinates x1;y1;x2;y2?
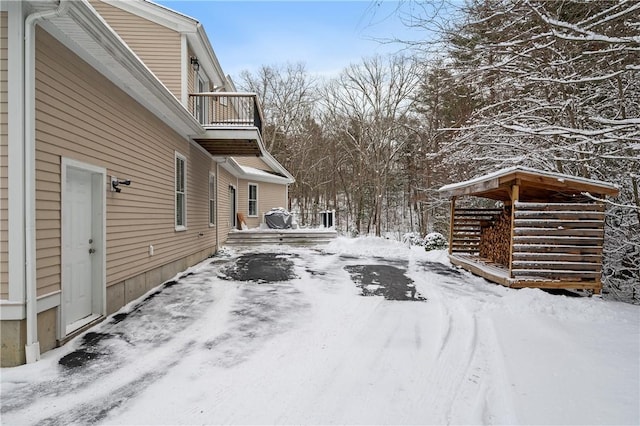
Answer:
248;184;258;217
175;153;186;229
209;173;216;226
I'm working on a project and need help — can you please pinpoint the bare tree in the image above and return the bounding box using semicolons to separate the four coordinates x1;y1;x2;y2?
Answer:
401;0;640;300
322;55;420;236
239;63;318;153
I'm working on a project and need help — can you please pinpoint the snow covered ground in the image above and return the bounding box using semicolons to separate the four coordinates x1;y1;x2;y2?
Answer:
2;237;639;425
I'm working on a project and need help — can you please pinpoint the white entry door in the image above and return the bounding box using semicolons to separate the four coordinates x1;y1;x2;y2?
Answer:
62;161;105;335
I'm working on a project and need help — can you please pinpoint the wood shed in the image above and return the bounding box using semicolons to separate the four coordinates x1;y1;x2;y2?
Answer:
439;166;619;293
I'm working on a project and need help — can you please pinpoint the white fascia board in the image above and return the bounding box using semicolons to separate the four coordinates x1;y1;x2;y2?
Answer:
40;1;203;139
103;0;228;90
220;159;291;185
220;157;246;176
226;75;238;91
186;25;226;88
101;0;197;33
260;151;295;183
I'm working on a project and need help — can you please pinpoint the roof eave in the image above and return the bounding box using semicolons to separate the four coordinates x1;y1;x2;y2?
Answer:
221;158;293;185
101;0;197;32
41;0;203;139
439;166;619;198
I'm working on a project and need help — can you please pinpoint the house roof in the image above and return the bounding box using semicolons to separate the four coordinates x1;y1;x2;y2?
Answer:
439;166;619;202
102;0;227;87
98;0;292;179
31;0;203;139
30;0;293;182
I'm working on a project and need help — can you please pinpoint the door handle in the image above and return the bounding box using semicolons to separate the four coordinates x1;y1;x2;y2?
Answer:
89;248;96;254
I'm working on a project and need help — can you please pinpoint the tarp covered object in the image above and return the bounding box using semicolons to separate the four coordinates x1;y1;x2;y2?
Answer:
265;208;293;229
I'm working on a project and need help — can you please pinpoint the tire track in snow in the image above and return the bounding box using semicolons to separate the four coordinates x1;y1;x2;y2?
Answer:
410;257;517;425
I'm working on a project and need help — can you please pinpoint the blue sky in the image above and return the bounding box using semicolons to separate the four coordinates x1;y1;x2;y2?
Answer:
156;1;416;79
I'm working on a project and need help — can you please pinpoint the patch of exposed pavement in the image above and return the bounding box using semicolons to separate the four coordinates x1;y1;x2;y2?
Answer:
345;264;426;301
1;262;218;418
219;253;298;283
1;250;455;425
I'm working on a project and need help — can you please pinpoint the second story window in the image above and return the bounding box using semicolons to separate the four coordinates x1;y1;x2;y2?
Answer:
248;184;258;217
175;152;186;230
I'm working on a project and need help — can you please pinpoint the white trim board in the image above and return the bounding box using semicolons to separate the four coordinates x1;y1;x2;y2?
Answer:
0;291;62;320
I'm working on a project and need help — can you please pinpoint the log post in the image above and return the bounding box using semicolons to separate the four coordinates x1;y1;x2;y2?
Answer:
448;196;456;255
508;182;520;278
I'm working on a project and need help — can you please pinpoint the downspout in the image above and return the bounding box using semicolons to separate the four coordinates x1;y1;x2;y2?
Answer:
24;0;70;364
215;162;219;251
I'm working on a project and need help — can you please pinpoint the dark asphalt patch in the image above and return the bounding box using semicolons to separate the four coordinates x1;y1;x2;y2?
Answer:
417;261;463;277
58;332;114;369
345;264;426;301
221;253;297;283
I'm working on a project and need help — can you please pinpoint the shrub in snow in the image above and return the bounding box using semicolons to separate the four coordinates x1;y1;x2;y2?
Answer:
402;232;425;247
424;232;448;251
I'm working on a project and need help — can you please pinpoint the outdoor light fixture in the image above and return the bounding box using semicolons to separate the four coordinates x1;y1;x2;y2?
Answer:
111;177;131;193
190;57;200;72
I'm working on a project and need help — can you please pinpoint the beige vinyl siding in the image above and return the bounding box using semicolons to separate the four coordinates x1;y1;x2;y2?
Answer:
187;46;195;114
238;180;288;229
35;28;215;296
89;0;182;100
187;46;195;94
0;12;7;298
217;167;235;243
234;156;271;170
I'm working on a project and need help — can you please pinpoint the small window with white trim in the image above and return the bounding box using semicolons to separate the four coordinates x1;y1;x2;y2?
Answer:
248;184;258;217
175;152;187;230
209;173;216;226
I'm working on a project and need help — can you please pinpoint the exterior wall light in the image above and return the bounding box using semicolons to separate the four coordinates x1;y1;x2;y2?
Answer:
190;57;200;72
111;176;131;193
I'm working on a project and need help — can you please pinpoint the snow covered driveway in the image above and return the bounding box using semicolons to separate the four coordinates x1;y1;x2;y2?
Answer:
2;237;639;425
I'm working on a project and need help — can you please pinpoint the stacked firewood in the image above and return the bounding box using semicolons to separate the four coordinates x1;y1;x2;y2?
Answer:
479;210;511;266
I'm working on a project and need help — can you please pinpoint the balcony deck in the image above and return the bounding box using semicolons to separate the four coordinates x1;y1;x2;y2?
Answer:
189;92;264;156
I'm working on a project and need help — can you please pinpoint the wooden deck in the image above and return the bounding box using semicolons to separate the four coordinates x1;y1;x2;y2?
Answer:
449;254;602;292
224;228;338;247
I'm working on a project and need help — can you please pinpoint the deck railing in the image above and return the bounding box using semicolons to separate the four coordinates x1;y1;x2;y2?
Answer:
189;92;264;135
